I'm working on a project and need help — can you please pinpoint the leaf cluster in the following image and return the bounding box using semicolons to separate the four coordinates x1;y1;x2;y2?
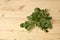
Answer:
20;7;52;32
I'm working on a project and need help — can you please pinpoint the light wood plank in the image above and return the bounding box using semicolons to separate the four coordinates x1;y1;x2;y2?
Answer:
0;0;60;40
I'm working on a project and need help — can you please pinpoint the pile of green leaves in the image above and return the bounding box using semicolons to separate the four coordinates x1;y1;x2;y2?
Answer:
20;7;52;32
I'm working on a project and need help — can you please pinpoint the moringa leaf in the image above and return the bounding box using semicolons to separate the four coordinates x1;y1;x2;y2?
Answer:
20;7;52;32
20;23;25;28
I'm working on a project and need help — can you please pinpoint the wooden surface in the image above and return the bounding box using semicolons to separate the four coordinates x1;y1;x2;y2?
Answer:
0;0;60;40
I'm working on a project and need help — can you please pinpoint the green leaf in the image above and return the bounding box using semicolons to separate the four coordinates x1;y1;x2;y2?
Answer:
27;16;32;21
44;29;49;32
46;13;49;16
46;17;52;20
47;20;52;29
26;26;32;31
34;7;41;12
20;23;25;28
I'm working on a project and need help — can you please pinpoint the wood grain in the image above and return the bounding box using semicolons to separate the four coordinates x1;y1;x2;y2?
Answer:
0;0;60;40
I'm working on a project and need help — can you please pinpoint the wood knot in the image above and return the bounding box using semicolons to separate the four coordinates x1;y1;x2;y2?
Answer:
18;5;25;11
